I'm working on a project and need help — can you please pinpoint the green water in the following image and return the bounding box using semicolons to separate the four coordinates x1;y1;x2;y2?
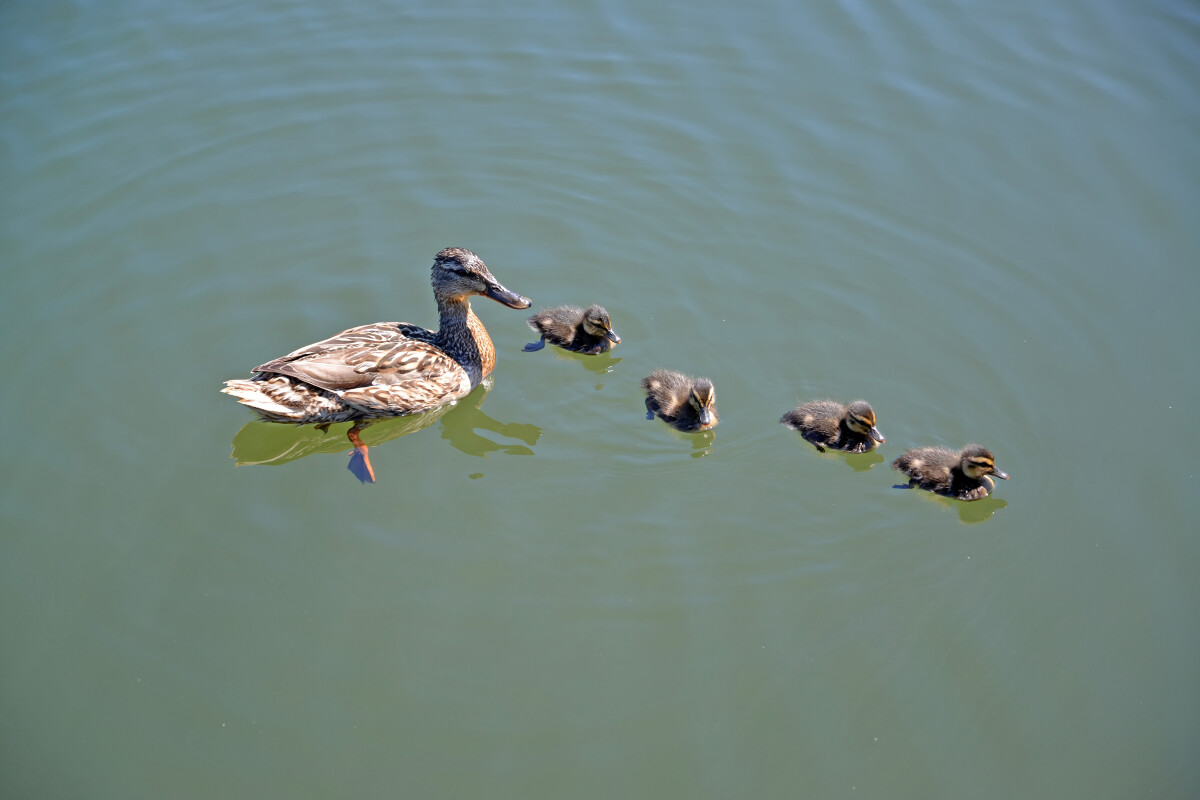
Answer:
2;1;1198;797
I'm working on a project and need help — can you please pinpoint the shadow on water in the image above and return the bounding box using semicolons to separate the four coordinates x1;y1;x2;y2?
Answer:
228;383;541;483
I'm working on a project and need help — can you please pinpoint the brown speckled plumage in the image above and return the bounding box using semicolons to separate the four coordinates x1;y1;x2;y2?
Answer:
892;444;1010;501
221;247;530;423
780;399;884;453
642;369;718;432
525;304;621;354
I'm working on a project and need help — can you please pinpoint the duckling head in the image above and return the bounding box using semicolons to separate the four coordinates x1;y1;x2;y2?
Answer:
689;379;717;427
432;247;531;309
846;400;885;443
581;305;621;344
960;445;1009;480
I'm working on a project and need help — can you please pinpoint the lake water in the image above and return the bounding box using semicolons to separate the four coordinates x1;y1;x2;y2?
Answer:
2;1;1198;797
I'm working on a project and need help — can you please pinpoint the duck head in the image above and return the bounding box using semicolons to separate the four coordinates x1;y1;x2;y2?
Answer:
581;305;621;344
846;400;885;444
960;445;1009;481
689;378;717;427
432;247;531;309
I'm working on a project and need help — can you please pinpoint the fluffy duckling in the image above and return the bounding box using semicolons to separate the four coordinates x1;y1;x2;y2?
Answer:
780;399;884;453
641;369;718;432
892;444;1010;501
524;305;621;354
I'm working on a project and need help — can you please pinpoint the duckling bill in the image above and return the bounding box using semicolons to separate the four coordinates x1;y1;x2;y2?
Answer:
781;399;884;453
641;369;718;432
524;304;621;354
892;444;1009;501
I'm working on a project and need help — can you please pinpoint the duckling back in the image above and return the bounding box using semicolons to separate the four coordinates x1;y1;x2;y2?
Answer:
781;400;844;445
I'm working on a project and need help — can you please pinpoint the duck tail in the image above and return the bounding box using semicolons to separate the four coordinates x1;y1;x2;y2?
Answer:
221;375;347;423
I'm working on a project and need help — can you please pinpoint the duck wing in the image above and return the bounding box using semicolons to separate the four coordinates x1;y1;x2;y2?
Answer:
253;321;454;392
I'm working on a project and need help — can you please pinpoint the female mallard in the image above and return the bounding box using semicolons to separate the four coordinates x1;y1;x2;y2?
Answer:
641;369;718;432
221;247;530;478
780;399;884;453
892;444;1010;501
523;304;621;354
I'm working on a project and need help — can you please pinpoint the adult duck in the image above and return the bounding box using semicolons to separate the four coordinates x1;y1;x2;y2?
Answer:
222;247;530;478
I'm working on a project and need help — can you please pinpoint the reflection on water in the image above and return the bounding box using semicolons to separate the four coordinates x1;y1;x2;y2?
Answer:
690;430;716;459
957;496;1007;524
574;353;621;377
888;483;1009;523
228;382;542;480
844;451;885;471
438;394;541;458
525;346;622;377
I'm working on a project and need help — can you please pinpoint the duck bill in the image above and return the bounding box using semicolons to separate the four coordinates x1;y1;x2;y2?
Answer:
606;329;622;344
698;408;713;427
485;281;532;310
990;468;1010;480
869;427;885;444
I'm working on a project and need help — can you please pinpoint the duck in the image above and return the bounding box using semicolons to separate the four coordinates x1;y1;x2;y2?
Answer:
523;304;621;354
641;369;718;432
892;444;1010;501
780;399;884;453
221;247;531;480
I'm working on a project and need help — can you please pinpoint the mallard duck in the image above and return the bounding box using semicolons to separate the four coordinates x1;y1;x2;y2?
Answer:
780;399;884;453
221;247;531;480
523;304;621;354
641;369;718;432
892;444;1010;501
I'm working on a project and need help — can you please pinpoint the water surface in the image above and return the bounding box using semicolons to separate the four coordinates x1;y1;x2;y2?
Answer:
2;1;1198;797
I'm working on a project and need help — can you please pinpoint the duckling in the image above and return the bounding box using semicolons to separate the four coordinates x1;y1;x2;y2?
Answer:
524;304;621;354
641;369;718;432
892;444;1010;501
780;399;884;453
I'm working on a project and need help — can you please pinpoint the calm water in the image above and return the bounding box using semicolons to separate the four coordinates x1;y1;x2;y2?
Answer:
3;0;1198;797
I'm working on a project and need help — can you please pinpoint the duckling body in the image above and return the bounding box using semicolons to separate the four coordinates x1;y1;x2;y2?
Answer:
781;399;884;453
642;369;718;432
524;305;621;354
892;444;1010;501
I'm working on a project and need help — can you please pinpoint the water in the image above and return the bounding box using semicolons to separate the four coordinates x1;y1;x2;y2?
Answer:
3;1;1198;797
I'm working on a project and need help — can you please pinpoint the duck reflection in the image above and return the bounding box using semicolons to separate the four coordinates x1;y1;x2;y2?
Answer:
574;352;621;376
228;382;541;483
889;483;1008;523
842;450;886;472
536;347;621;377
690;429;716;459
957;496;1007;524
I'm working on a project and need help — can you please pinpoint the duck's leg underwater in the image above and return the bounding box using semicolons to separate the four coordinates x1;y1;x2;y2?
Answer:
346;423;376;484
522;336;547;352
